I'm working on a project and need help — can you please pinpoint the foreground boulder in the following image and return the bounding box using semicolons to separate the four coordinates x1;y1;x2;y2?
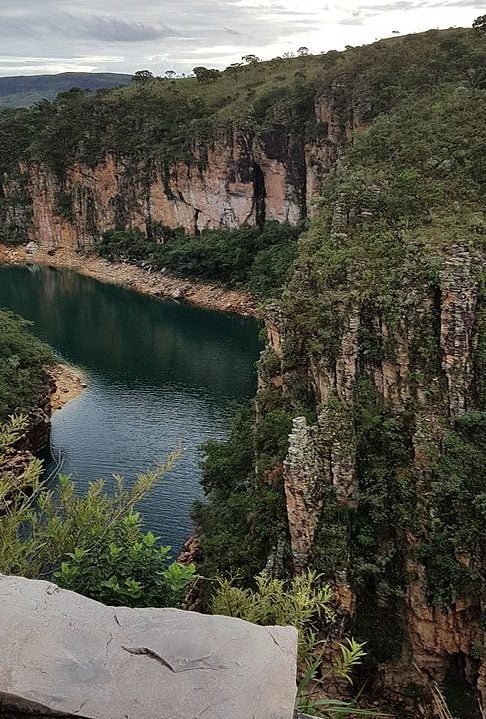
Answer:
0;575;297;719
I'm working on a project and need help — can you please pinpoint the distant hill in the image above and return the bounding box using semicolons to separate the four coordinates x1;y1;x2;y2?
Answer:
0;72;133;109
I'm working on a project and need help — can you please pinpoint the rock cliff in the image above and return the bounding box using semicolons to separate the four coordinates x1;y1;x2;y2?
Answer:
273;240;486;711
254;85;486;715
3;124;335;249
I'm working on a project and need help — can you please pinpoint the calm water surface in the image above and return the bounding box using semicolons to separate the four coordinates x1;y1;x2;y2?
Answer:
0;265;261;550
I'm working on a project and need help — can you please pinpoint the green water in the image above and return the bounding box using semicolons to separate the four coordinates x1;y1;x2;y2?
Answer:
0;264;261;550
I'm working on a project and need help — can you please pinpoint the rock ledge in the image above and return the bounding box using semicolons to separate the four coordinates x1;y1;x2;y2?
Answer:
0;575;297;719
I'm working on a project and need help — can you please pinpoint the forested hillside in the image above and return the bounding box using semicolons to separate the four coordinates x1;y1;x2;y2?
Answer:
0;27;484;249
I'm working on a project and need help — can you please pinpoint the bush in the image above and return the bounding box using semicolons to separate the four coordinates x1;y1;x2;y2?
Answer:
210;571;370;718
0;417;194;608
97;221;302;298
55;516;195;607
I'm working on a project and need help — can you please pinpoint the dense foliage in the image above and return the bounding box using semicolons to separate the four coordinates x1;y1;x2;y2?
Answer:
0;27;484;179
419;412;486;607
97;221;301;297
0;416;194;608
0;310;53;421
192;404;279;582
1;24;485;713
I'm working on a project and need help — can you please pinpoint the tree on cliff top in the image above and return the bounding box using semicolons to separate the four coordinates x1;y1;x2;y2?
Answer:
132;69;154;83
473;15;486;32
193;66;220;83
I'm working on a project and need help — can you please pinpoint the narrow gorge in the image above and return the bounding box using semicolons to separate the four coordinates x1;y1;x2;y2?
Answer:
0;24;485;719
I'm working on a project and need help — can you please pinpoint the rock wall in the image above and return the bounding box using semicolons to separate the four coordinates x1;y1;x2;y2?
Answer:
263;236;486;714
3;114;342;249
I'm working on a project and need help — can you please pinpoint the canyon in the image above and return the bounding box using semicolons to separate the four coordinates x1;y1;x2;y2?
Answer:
0;26;485;718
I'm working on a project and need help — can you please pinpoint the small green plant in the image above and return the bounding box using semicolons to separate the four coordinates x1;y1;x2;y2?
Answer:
297;639;376;718
54;516;196;607
211;570;335;657
210;571;376;718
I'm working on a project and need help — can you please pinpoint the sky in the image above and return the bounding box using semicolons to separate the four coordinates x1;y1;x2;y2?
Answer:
0;0;482;77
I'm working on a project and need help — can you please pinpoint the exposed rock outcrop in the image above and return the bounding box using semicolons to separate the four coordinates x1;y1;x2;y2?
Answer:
2;101;346;250
283;417;324;572
0;575;298;719
262;233;486;713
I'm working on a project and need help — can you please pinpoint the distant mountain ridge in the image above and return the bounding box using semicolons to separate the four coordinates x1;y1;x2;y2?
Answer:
0;72;133;109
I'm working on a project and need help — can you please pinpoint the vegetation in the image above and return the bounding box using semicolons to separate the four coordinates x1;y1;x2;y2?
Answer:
192;21;486;691
0;27;483;185
0;310;53;421
97;221;301;297
419;412;486;607
1;21;485;714
192;404;279;583
211;571;375;718
0;415;194;607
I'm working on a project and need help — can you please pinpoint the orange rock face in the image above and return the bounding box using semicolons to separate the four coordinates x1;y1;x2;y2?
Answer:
3;102;354;250
7;123;343;251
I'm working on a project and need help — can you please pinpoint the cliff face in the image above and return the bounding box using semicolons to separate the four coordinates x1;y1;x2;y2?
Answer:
3;120;339;249
257;88;486;715
270;242;486;711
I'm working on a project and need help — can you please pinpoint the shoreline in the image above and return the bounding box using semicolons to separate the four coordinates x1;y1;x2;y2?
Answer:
3;363;86;487
0;244;257;318
48;363;87;413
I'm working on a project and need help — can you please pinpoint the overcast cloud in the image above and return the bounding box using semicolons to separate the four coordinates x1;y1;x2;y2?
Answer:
0;0;481;76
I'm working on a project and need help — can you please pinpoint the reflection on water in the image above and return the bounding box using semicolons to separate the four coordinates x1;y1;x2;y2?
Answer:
0;264;261;549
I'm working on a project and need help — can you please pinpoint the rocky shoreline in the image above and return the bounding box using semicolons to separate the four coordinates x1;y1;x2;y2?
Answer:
4;363;86;492
48;363;86;413
0;244;257;318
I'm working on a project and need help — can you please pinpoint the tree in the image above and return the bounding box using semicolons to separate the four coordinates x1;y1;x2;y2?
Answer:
226;62;243;76
165;70;176;79
193;66;220;83
132;70;154;83
242;54;260;64
0;310;53;421
473;15;486;32
283;51;295;59
297;46;309;56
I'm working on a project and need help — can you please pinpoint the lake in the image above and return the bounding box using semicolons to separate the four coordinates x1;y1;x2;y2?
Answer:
0;264;261;551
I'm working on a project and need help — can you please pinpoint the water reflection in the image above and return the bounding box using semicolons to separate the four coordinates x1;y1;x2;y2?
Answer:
0;265;261;549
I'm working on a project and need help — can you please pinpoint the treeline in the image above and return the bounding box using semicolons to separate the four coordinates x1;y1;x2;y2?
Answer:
0;27;484;183
97;221;302;298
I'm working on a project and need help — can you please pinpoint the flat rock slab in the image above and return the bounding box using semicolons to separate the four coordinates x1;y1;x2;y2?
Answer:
0;575;297;719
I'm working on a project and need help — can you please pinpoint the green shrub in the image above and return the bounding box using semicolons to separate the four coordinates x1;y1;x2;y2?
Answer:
97;221;302;298
0;417;193;608
54;516;195;607
0;310;53;421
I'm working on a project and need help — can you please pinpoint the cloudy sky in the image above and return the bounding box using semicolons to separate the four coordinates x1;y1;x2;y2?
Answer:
0;0;482;77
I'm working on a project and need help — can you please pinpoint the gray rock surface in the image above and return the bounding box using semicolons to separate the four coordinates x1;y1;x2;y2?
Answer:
0;575;297;719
